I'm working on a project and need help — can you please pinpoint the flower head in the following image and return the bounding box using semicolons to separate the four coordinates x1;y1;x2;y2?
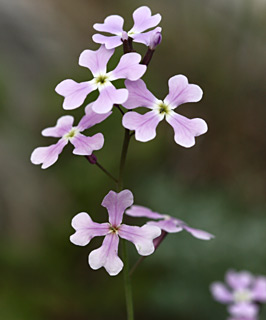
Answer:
31;104;110;169
70;190;161;276
92;6;162;49
210;270;266;318
55;45;146;112
122;75;207;147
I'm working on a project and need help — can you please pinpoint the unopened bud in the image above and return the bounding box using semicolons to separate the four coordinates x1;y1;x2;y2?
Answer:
149;31;162;50
86;154;97;164
121;31;128;41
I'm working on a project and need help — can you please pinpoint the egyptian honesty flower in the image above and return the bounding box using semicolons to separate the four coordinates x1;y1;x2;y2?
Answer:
31;104;110;169
211;270;266;318
122;75;208;147
126;205;214;241
92;6;161;49
55;45;146;113
70;190;161;276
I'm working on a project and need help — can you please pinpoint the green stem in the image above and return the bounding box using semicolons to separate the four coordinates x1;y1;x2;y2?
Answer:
118;128;131;191
95;162;118;185
122;239;134;320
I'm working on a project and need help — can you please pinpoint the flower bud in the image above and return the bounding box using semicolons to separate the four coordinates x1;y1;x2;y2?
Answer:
121;31;128;41
149;31;162;50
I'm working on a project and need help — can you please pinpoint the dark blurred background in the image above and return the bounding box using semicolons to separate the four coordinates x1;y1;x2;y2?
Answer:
0;0;265;319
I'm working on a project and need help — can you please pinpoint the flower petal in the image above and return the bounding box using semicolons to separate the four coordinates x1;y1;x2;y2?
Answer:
109;53;146;81
252;276;266;302
92;34;123;49
42;115;74;137
130;6;161;34
102;190;133;227
126;205;163;219
77;104;111;131
226;270;254;290
93;15;124;34
122;110;163;142
92;84;128;114
123;79;158;109
30;138;68;169
164;75;203;108
147;219;183;233
182;225;214;240
228;303;259;318
70;133;104;156
70;212;109;246
166;111;208;147
119;224;161;256
55;79;95;110
132;27;162;46
79;45;114;77
210;282;233;303
89;233;123;276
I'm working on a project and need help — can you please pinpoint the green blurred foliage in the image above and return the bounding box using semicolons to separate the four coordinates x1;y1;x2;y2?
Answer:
0;0;265;319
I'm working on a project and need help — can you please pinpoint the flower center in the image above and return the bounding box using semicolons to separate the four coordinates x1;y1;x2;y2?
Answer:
109;225;120;234
95;75;108;85
233;289;252;303
64;128;78;139
158;102;171;115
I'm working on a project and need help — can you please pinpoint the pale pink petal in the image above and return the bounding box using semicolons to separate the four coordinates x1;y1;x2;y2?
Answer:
132;27;162;46
77;104;111;131
42;115;74;137
123;79;158;109
92;34;123;49
147;219;183;233
119;224;161;256
166;112;208;148
130;6;161;34
126;205;163;219
226;270;254;290
89;233;123;276
55;79;95;110
30;138;68;169
182;225;214;240
122;111;163;142
109;53;146;81
102;190;133;227
70;212;109;246
70;133;104;156
93;15;124;34
228;303;259;318
252;276;266;302
164;75;203;108
92;84;128;114
79;45;114;76
210;282;234;303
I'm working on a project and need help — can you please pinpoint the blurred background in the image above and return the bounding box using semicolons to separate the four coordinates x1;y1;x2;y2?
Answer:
0;0;266;319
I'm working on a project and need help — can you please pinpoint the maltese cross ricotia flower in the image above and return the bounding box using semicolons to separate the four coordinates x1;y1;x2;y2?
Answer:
55;45;146;113
70;190;161;276
30;104;110;169
125;205;214;242
92;6;162;49
210;270;266;318
122;75;208;148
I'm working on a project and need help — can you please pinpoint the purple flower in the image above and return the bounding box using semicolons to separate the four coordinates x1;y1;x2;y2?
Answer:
122;76;208;148
55;45;146;112
125;205;214;241
70;190;161;276
210;270;266;318
31;104;110;169
92;6;162;49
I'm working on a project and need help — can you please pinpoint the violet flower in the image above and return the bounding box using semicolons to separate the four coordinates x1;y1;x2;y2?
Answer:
211;270;266;318
31;104;110;169
125;205;214;241
55;45;146;112
92;6;162;49
122;76;208;148
70;190;161;276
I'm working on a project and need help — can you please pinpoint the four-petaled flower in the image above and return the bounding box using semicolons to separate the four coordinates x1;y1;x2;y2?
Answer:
211;270;266;319
92;6;161;49
122;76;208;147
70;190;161;276
126;205;214;242
31;104;110;169
55;45;146;113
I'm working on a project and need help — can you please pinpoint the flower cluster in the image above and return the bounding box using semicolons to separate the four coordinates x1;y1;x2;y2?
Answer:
211;270;266;320
31;5;212;278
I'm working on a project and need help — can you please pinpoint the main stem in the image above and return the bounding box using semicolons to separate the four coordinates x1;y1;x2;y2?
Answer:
117;128;134;320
